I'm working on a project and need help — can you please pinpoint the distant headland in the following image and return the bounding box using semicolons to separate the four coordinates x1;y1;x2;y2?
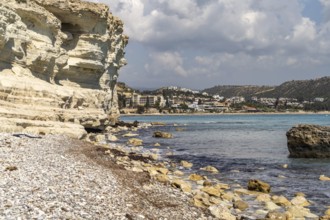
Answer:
117;76;330;114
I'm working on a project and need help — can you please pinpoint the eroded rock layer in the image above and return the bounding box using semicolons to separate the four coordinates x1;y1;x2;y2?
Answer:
0;0;128;138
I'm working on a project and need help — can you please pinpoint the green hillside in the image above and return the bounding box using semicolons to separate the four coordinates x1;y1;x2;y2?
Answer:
203;77;330;100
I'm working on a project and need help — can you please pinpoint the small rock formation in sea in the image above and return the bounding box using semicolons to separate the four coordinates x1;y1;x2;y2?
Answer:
286;124;330;158
0;0;128;138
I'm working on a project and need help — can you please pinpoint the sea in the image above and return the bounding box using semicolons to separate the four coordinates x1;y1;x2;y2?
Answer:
121;114;330;214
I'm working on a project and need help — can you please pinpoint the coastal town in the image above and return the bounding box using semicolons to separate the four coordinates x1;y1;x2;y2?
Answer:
117;82;328;114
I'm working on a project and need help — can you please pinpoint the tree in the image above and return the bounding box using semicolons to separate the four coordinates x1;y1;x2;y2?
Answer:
179;103;189;110
165;98;170;108
118;94;126;109
137;106;145;114
154;99;161;110
145;96;150;109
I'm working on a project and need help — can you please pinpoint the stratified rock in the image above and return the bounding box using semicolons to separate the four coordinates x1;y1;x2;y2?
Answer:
248;179;271;193
0;0;128;138
153;131;173;139
286;124;330;158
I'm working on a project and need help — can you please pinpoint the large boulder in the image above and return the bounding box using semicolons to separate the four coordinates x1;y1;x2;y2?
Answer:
286;124;330;158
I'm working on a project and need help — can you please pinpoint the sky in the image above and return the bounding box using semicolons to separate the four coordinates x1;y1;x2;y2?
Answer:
90;0;330;90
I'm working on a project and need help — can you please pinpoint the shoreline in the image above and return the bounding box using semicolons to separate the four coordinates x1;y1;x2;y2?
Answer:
1;122;329;219
120;111;330;117
103;123;329;218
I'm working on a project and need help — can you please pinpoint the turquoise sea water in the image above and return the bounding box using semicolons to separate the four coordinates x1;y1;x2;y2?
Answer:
121;114;330;214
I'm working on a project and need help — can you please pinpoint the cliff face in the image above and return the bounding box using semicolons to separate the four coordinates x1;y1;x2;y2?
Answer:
0;0;128;138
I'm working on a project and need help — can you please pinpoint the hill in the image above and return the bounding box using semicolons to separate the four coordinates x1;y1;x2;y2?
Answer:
203;77;330;100
202;85;275;98
258;77;330;100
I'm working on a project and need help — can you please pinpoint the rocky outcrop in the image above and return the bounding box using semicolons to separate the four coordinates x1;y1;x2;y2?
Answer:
286;124;330;158
0;0;128;138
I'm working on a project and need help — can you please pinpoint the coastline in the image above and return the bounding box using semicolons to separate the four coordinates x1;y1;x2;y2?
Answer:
1;119;329;219
121;111;330;117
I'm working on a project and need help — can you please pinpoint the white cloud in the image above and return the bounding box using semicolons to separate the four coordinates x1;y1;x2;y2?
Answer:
145;51;188;77
92;0;330;88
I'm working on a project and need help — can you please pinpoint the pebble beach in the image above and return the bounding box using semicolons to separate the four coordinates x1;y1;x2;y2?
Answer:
0;133;208;220
1;124;329;219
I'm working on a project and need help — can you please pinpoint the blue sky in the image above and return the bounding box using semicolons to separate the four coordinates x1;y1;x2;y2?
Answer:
92;0;330;90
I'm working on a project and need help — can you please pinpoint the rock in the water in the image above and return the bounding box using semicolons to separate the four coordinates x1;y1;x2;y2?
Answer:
122;133;139;137
286;205;318;219
200;165;219;173
248;179;271;193
265;201;281;211
320;175;330;181
326;208;330;216
180;160;193;168
151;122;166;126
153;131;173;139
286;124;330;158
291;196;310;207
233;200;249;211
271;195;291;207
127;138;143;146
107;134;118;142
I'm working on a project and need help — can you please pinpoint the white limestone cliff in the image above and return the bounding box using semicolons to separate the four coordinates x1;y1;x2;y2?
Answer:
0;0;128;138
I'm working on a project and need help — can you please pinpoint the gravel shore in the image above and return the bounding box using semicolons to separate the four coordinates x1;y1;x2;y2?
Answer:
0;133;209;220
